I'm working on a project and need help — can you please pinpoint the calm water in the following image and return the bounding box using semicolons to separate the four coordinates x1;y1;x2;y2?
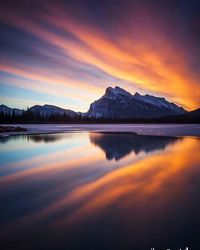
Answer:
0;132;200;250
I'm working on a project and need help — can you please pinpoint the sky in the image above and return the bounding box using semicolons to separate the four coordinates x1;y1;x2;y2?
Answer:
0;0;200;112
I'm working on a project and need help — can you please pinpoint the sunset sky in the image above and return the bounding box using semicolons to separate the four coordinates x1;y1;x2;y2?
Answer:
0;0;200;112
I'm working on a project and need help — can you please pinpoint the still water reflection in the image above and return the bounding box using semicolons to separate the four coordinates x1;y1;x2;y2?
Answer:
0;132;200;250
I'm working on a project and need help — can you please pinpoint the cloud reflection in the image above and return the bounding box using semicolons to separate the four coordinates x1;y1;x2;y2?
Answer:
0;133;200;249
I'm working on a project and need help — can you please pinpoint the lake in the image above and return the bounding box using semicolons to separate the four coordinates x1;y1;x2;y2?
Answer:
0;132;200;250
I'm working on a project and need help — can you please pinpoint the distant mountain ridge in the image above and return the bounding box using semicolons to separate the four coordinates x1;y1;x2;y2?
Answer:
29;104;76;117
0;104;76;117
1;86;199;122
0;104;23;116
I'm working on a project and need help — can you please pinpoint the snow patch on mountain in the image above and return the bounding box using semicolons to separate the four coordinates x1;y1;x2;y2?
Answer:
133;93;185;113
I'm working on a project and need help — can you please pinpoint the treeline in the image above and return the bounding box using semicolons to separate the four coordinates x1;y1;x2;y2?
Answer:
0;110;199;124
0;110;85;124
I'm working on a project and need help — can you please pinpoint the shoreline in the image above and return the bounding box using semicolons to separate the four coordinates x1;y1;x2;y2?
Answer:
0;124;200;138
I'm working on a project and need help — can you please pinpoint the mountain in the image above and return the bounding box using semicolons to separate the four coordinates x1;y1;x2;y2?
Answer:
86;86;186;119
187;108;200;118
160;108;200;123
178;108;200;122
0;104;23;116
28;104;76;117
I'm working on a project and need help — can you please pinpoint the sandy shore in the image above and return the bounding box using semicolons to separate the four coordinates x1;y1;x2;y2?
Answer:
0;124;200;138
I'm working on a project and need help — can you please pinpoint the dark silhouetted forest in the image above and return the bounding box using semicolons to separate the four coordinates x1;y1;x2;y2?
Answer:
0;110;199;124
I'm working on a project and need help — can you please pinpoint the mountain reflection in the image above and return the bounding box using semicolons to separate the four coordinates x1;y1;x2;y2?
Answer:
90;132;179;161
